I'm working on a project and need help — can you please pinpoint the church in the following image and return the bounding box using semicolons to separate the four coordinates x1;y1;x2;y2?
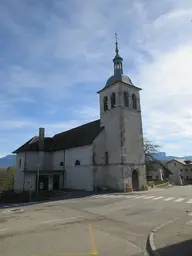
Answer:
13;40;147;193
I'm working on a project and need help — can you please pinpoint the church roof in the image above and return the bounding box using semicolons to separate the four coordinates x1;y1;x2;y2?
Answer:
51;119;103;151
97;73;141;93
12;120;103;153
12;137;53;153
105;73;133;88
98;38;141;92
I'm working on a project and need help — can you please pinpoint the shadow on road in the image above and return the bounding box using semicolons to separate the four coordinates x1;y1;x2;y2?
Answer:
148;239;192;256
0;189;134;208
0;189;151;209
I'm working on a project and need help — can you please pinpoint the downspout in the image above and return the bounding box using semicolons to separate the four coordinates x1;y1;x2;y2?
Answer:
92;144;96;191
63;150;65;189
22;152;26;192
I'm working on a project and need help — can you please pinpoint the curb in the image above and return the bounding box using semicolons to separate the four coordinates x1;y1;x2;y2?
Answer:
147;212;186;256
155;182;171;188
0;201;41;209
147;231;160;256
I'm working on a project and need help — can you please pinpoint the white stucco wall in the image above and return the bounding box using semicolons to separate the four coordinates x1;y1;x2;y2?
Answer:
65;166;93;191
167;160;192;185
99;85;122;164
44;152;52;170
23;173;36;192
52;151;65;171
123;109;145;165
14;153;25;192
148;169;163;180
65;145;92;166
93;130;105;165
98;81;146;191
64;145;93;191
25;152;39;171
99;82;145;166
167;160;183;184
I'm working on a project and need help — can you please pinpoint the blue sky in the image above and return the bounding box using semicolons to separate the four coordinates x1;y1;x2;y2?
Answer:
1;0;192;157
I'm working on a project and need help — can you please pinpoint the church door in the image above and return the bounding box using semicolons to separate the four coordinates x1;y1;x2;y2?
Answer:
132;169;139;191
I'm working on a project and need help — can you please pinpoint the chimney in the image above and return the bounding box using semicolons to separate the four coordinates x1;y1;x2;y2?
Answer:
39;128;45;151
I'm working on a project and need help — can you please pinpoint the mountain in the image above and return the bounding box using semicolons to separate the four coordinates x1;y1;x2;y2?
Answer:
0;155;16;168
153;152;192;161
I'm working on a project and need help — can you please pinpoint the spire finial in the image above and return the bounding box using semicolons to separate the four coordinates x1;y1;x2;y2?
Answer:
113;33;123;74
115;32;119;55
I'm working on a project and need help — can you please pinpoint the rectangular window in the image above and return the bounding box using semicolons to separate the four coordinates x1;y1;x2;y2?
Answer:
174;163;176;166
185;169;188;172
180;169;183;172
105;152;108;165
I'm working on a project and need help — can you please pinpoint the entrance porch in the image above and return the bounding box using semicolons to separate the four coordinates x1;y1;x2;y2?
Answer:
23;170;64;192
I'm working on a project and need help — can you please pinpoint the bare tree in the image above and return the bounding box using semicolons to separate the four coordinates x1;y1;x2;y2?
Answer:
144;138;171;178
144;138;161;178
144;138;160;162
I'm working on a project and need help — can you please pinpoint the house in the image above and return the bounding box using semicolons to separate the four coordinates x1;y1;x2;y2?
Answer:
166;159;192;185
146;160;171;181
13;39;147;193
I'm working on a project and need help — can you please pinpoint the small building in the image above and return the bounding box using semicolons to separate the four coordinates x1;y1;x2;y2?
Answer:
166;159;192;185
13;40;147;193
146;160;170;181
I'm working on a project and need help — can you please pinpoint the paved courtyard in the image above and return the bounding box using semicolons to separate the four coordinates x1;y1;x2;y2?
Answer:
0;185;192;256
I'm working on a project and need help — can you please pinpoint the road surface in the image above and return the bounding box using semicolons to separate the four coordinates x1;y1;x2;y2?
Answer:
0;185;191;256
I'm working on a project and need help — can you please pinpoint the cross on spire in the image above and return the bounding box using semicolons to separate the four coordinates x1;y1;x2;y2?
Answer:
115;32;118;42
115;32;119;55
113;33;123;74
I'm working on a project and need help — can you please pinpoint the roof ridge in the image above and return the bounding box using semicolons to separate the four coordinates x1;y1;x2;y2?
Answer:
54;119;100;137
13;119;103;153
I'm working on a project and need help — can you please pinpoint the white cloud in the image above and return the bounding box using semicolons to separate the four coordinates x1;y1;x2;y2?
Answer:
74;106;99;121
136;6;192;155
1;0;192;156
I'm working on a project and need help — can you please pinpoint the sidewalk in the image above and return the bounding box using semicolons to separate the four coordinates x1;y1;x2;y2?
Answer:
149;211;192;256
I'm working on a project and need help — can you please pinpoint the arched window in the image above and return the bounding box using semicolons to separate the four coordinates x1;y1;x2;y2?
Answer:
19;158;22;168
75;160;80;166
111;92;116;108
132;93;137;109
124;91;129;107
60;161;64;166
103;96;108;111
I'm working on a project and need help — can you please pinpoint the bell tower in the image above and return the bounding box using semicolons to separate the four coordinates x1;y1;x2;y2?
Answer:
97;35;146;191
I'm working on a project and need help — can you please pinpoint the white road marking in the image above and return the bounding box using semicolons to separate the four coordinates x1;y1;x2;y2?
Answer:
90;195;101;198
144;196;155;199
0;228;8;232
104;195;116;198
91;195;106;198
135;195;146;199
40;216;80;224
164;197;174;201
175;198;185;203
186;220;192;225
90;195;192;206
153;196;164;200
114;195;126;198
124;195;133;198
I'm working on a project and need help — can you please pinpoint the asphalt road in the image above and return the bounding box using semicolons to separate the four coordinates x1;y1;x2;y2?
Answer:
0;185;191;256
